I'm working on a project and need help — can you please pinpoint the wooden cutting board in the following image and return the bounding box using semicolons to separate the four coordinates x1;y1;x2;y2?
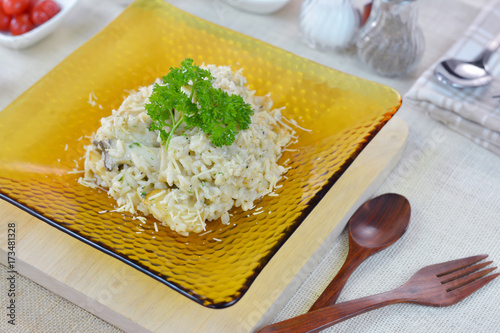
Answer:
0;117;407;333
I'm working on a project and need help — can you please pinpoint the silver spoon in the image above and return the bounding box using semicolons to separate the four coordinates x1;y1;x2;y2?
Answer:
434;33;500;88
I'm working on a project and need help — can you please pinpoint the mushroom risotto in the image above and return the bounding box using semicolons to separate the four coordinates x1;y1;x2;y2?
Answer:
79;61;295;236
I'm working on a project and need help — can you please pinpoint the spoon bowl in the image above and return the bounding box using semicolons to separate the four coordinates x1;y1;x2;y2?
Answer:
308;193;410;312
434;59;492;88
434;33;500;88
350;193;411;249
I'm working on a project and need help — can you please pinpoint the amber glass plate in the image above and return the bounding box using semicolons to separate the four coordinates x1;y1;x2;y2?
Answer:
0;0;401;308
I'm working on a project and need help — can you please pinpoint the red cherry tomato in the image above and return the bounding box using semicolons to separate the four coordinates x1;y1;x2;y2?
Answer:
361;2;372;26
0;5;11;31
30;0;59;26
9;12;34;35
2;0;30;16
28;0;39;11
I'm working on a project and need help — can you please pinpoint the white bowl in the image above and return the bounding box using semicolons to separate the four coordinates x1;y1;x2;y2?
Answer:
223;0;291;14
0;0;79;49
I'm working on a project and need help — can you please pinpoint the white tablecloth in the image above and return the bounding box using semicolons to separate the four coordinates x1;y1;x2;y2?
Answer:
1;0;499;332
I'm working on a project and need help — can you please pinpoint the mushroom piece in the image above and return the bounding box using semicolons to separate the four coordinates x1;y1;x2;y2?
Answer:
93;140;114;171
94;139;161;172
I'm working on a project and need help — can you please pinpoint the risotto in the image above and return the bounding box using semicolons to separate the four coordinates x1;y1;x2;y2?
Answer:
79;64;295;236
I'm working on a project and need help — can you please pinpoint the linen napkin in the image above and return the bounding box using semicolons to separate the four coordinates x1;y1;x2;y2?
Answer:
406;0;500;156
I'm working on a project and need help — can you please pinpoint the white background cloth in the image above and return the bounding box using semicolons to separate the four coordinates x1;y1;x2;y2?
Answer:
1;0;499;332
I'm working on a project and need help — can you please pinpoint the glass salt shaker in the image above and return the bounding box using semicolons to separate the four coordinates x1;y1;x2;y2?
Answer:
299;0;360;51
356;0;424;77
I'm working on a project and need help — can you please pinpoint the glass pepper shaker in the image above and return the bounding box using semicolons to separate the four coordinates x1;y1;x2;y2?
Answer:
299;0;360;51
356;0;424;77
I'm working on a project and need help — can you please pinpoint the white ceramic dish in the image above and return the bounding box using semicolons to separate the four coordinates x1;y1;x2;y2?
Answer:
223;0;290;14
0;0;79;49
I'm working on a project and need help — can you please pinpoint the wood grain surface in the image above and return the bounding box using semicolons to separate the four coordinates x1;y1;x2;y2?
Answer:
0;117;408;333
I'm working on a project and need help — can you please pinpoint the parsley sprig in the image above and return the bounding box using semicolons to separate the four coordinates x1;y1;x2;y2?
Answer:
145;58;254;149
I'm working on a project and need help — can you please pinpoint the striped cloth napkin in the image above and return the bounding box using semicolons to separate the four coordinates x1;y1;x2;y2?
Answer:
406;0;500;156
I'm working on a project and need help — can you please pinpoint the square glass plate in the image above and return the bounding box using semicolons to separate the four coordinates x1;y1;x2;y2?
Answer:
0;0;401;308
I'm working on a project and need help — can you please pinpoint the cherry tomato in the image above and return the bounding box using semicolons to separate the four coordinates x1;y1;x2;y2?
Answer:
0;5;11;31
361;2;372;26
9;12;34;35
2;0;30;16
30;0;59;26
28;0;39;11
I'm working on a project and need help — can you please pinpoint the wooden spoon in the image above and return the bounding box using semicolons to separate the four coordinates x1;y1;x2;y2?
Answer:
308;193;411;312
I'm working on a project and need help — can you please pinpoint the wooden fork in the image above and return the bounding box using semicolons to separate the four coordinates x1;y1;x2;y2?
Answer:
258;255;499;333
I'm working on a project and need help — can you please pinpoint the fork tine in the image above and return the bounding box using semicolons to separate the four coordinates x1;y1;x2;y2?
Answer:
436;254;488;277
446;272;500;303
440;261;493;283
445;267;497;292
